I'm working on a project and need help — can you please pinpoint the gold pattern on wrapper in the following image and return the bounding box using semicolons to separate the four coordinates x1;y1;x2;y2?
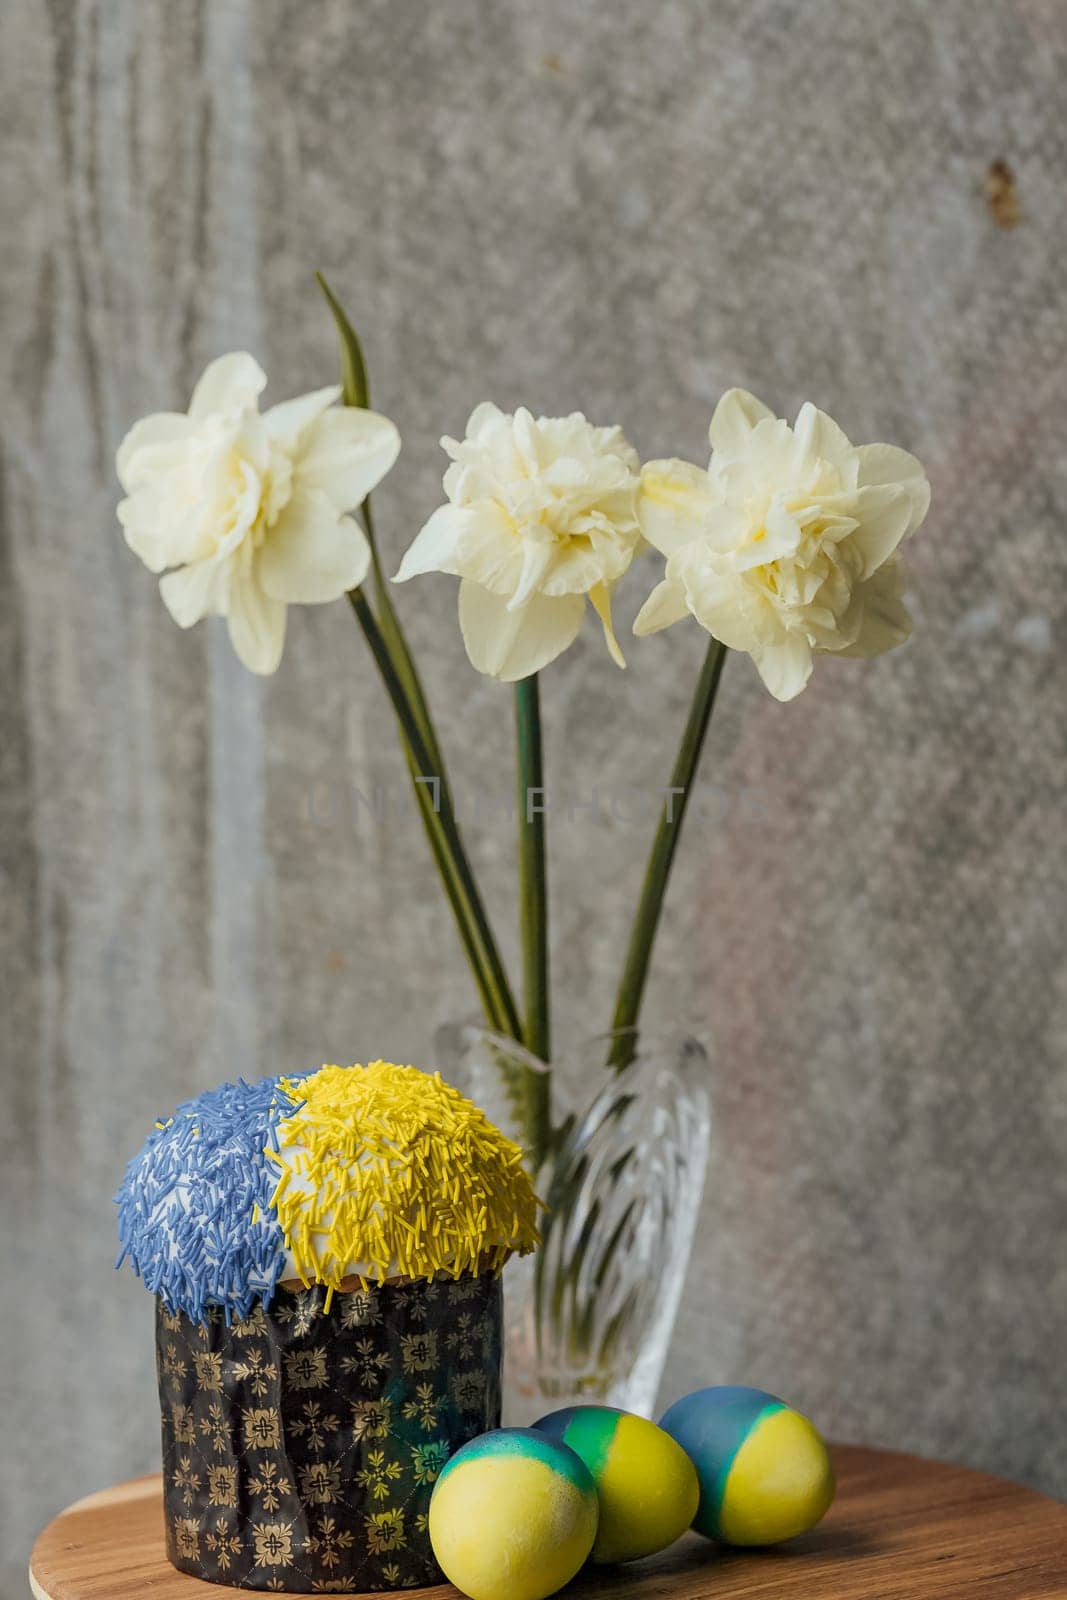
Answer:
158;1275;502;1591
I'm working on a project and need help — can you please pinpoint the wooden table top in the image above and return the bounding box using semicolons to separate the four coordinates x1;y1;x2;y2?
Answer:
29;1445;1067;1600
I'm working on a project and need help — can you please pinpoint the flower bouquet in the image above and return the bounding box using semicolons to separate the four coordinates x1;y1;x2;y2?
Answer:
117;278;930;1416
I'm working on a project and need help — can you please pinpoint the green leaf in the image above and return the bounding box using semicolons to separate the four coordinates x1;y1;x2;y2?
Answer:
347;588;523;1049
315;271;371;410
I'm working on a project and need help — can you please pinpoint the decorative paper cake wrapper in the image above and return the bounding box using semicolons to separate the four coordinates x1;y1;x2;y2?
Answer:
157;1273;502;1592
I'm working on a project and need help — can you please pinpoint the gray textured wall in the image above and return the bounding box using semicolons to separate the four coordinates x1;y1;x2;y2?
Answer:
3;1;1066;1592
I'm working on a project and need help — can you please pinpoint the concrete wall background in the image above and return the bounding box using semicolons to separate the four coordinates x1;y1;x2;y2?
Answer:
3;2;1066;1591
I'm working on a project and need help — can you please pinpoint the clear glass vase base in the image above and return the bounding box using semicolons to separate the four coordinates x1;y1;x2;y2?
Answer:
436;1023;710;1426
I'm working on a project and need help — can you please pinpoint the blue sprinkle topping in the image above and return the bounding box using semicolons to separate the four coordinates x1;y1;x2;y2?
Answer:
115;1075;304;1324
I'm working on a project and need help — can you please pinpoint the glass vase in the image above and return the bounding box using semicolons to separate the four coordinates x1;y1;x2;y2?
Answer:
435;1023;710;1426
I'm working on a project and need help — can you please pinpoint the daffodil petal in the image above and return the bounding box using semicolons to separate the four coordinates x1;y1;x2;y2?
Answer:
637;459;715;555
119;490;190;574
259;488;371;604
509;539;557;611
189;352;267;421
752;635;814;701
395;502;522;595
708;388;775;458
793;401;857;476
263;386;342;449
159;561;231;628
458;581;584;681
846;483;915;577
708;501;771;564
395;504;478;582
296;407;401;510
589;582;626;667
633;578;689;636
685;585;765;653
513;407;545;473
227;572;287;675
835;561;913;657
854;443;931;536
462;401;507;442
854;441;927;489
116;413;195;490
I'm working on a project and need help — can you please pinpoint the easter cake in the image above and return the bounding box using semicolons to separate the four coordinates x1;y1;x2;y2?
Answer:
116;1060;539;1592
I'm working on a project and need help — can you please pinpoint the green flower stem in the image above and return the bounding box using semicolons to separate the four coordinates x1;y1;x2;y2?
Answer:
608;638;728;1070
317;275;448;785
514;675;551;1166
362;498;445;780
348;588;522;1044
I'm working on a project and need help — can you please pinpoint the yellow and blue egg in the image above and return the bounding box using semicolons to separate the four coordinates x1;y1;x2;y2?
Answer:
534;1405;699;1563
428;1428;599;1600
658;1385;835;1546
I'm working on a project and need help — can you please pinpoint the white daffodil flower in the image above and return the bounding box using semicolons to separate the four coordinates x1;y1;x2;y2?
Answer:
117;352;400;673
395;403;641;681
634;388;931;701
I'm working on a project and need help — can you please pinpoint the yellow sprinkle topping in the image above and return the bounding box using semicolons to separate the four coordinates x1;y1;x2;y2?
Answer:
266;1061;540;1290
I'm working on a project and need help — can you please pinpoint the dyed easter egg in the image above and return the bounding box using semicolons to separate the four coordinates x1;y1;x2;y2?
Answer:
659;1386;835;1546
534;1405;699;1563
428;1428;599;1600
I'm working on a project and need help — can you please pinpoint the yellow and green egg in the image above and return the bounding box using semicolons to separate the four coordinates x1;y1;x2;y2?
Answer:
428;1428;599;1600
534;1405;699;1563
429;1390;835;1600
